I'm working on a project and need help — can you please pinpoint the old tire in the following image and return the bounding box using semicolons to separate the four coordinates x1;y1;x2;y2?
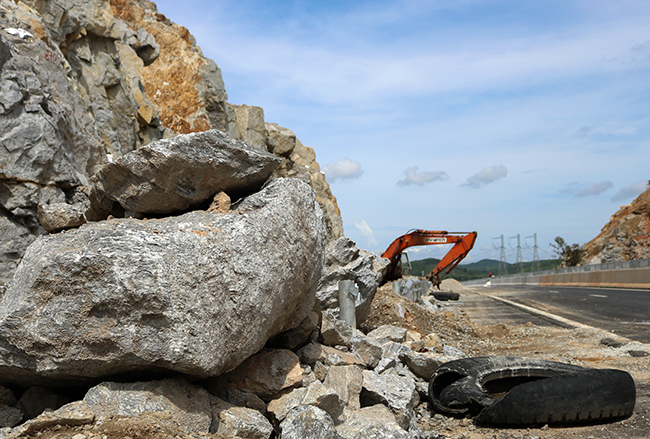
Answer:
432;291;460;301
428;356;635;426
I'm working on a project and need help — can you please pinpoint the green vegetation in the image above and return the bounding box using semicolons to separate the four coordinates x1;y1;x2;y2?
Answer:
550;236;585;267
409;258;559;281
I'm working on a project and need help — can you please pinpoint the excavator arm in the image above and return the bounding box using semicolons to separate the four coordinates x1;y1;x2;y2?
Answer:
381;230;478;287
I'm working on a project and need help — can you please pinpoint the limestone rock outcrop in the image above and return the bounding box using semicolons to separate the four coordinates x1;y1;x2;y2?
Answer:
87;129;281;219
0;0;343;285
0;178;326;386
582;187;650;264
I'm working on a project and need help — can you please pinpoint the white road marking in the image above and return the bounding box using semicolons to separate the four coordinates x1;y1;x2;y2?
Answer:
589;294;608;298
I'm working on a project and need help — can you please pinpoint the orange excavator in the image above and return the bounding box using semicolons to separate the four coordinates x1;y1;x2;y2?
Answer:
381;230;478;288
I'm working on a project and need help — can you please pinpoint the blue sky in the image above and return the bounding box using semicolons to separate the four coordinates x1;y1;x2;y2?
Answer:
153;0;650;264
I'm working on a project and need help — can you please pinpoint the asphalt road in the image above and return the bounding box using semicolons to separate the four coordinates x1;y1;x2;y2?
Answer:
485;285;650;343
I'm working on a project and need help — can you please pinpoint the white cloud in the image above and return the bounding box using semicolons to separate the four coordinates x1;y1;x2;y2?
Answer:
397;166;449;186
354;220;378;247
322;158;363;182
611;180;647;201
464;165;508;188
577;181;613;197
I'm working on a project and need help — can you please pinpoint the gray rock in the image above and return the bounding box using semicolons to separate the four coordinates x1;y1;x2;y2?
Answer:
335;405;410;439
0;214;38;285
442;345;465;359
361;369;419;430
37;202;87;232
368;326;408;345
16;387;69;420
205;349;304;402
266;122;297;157
0;405;22;428
320;310;354;347
84;379;212;433
322;365;363;411
399;351;443;381
374;357;397;375
218;388;267;415
215;405;273;439
267;311;319;351
88;129;281;218
268;381;344;423
0;387;15;407
297;343;365;368
0;179;326;385
349;330;383;369
279;405;341;439
316;237;388;324
7;400;94;438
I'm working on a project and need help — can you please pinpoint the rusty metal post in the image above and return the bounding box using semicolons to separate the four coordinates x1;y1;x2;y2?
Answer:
338;280;357;328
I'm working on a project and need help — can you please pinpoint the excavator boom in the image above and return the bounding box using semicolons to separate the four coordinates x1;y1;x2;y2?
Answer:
381;229;478;286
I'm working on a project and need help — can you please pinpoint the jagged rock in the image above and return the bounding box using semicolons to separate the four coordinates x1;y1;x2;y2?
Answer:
399;351;443;381
0;387;15;407
0;178;326;385
297;343;365;368
267;311;319;351
0;215;38;285
322;365;363;411
0;405;22;428
317;237;389;324
360;369;419;430
320;311;354;347
205;349;304;402
207;191;231;213
266;122;296;157
214;405;273;439
374;357;397;375
583;187;650;263
87;129;281;218
279;405;341;439
37;202;87;233
226;103;267;151
349;330;383;369
84;379;212;433
7;400;95;438
335;405;410;439
218;388;267;415
16;387;69;420
367;325;408;345
268;381;344;423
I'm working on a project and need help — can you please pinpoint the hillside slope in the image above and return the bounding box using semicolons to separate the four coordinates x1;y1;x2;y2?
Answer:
582;187;650;264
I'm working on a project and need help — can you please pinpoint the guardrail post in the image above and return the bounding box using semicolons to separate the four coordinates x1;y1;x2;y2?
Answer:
338;280;358;328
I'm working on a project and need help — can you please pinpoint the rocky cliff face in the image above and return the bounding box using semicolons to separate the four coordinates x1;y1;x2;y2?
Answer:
582;187;650;264
0;0;343;285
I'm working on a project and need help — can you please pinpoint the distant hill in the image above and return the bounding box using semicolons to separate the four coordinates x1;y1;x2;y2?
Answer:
409;258;559;281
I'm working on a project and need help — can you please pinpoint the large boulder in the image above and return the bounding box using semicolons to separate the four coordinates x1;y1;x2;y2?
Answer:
87;129;281;219
316;238;389;324
0;178;326;386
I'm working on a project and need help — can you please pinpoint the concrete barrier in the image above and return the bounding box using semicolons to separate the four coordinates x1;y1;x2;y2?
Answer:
463;258;650;289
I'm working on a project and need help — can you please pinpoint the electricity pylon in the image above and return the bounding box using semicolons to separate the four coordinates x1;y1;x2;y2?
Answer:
493;235;507;276
509;234;523;273
526;233;541;272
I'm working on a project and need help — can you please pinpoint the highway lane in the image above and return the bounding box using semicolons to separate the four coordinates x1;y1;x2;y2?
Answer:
485;285;650;343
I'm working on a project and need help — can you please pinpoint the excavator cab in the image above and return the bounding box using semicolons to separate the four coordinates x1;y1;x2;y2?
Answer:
398;251;412;277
